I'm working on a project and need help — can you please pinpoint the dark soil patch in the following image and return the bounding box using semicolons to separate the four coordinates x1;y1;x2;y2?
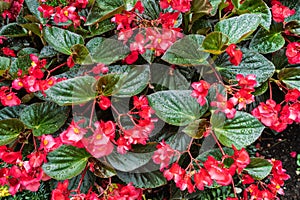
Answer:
256;124;300;200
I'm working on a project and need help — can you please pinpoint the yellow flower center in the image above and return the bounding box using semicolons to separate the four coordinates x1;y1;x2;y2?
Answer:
96;134;102;140
43;139;49;146
64;11;69;17
73;127;80;134
31;61;37;67
0;186;10;197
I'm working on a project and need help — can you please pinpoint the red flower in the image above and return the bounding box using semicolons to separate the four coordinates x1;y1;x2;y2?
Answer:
231;145;250;173
285;88;300;102
1;92;21;107
67;56;75;68
286;42;300;65
203;156;232;186
271;0;295;23
251;99;280;127
2;47;16;57
158;12;180;29
107;183;143;199
51;180;70;200
1;150;22;164
191;80;210;106
159;0;192;13
124;50;139;64
242;174;254;185
230;89;255;110
0;36;7;44
98;95;111;110
193;168;213;190
226;44;243;66
236;74;257;90
211;94;237;119
38;4;54;18
163;163;185;183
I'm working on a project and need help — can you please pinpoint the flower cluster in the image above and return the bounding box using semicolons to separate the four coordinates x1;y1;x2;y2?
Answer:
12;54;62;94
0;147;50;195
211;74;257;119
111;1;183;64
159;0;192;13
243;159;290;199
116;95;156;154
38;0;88;28
100;183;143;200
1;0;24;21
252;88;300;132
153;143;251;194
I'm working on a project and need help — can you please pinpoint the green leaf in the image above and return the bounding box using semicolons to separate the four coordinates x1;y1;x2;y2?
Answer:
20;102;70;136
147;90;208;126
0;105;26;120
161;35;210;66
43;27;84;55
0;119;25;145
117;170;166;188
86;37;130;65
114;65;150;97
215;14;260;44
208;0;222;16
182;119;209;139
88;158;116;178
191;0;213;15
10;54;32;78
45;76;97;106
0;57;10;76
211;111;265;149
235;0;272;30
43;145;91;180
39;46;58;58
85;0;125;26
278;67;300;90
20;23;42;37
106;150;153;172
97;73;122;96
249;27;285;54
87;19;116;37
141;0;161;20
66;170;96;193
0;23;28;37
25;0;46;23
17;47;39;57
70;44;93;65
202;32;229;54
196;148;234;162
216;48;275;87
244;158;273;180
150;63;190;91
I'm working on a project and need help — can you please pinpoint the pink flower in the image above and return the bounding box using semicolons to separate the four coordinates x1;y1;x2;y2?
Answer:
193;168;213;190
191;80;210;106
231;145;250;174
290;151;297;158
1;92;21;107
159;0;192;13
39;135;62;152
236;74;257;90
251;99;280;127
230;89;255;110
2;47;16;57
152;141;175;170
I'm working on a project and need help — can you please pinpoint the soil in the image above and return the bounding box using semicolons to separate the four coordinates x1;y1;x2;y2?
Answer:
255;124;300;200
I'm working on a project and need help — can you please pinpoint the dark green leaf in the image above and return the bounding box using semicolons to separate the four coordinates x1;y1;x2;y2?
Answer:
0;105;26;120
211;111;265;149
20;23;42;37
106;150;153;172
43;145;91;180
191;0;213;15
43;26;84;55
272;49;289;70
141;0;161;20
196;148;234;162
39;46;58;58
117;170;166;188
150;63;190;91
67;170;96;193
235;0;272;30
278;67;300;90
85;0;125;26
20;102;70;136
45;76;97;106
70;44;93;65
0;23;28;37
215;14;260;44
161;35;210;66
249;27;285;54
86;37;130;65
114;65;150;97
216;48;275;87
17;47;39;57
148;90;208;126
244;158;273;180
202;32;229;54
0;119;25;145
